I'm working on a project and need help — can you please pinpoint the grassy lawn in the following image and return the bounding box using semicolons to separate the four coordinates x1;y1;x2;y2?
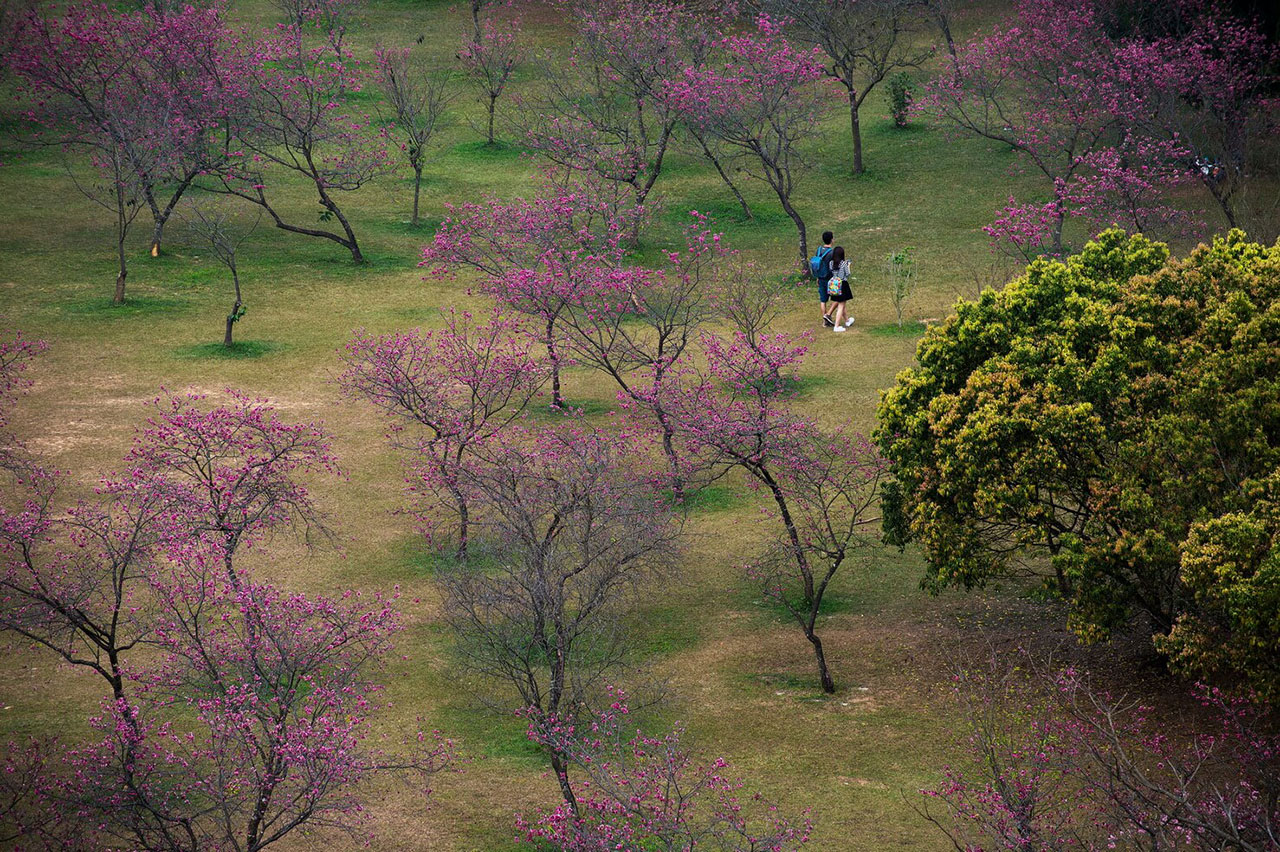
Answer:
0;1;1230;849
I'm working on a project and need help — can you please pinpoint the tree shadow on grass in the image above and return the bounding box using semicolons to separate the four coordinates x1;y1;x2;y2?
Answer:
668;483;745;514
449;139;527;161
664;197;791;229
525;397;617;420
62;295;191;318
172;340;290;360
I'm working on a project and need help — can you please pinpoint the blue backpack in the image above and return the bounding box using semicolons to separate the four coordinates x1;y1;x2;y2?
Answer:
809;246;832;279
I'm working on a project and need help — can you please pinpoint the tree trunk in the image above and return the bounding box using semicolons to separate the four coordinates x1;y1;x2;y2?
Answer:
1046;540;1073;598
758;468;811;599
541;626;580;816
225;266;242;348
807;629;836;694
777;193;809;275
549;750;580;816
1217;186;1240;229
626;186;645;247
144;187;163;257
1050;208;1066;256
223;532;259;660
1202;161;1241;230
635;124;672;221
224;305;239;347
244;760;281;852
223;536;241;590
115;186;128;305
146;174;195;257
235;183;366;262
318;188;364;263
933;5;958;62
412;164;423;227
657;413;684;502
695;132;751;220
849;89;865;176
454;489;469;563
545;317;564;409
1216;115;1248;230
487;94;497;146
108;650;128;706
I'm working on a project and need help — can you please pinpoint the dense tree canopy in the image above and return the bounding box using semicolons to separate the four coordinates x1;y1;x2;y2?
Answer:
877;230;1280;662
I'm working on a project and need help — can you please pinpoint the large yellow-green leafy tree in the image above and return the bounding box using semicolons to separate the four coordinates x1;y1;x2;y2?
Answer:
876;230;1280;684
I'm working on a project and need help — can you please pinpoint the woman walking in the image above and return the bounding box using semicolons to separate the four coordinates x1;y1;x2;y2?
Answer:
828;246;854;333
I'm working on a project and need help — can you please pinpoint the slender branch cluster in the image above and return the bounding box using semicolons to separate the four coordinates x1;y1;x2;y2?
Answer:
459;11;522;146
340;310;549;560
520;688;812;851
923;649;1280;851
376;44;453;227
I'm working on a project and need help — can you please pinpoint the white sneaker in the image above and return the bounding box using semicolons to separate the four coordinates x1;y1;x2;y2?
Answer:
832;325;846;333
843;316;855;327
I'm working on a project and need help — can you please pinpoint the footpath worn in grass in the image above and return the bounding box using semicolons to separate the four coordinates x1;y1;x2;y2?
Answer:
0;1;1233;849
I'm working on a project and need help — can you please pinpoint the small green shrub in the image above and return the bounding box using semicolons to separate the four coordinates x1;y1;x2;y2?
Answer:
888;72;914;128
883;247;917;328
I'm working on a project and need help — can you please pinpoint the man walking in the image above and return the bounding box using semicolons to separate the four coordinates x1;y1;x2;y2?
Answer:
812;230;836;327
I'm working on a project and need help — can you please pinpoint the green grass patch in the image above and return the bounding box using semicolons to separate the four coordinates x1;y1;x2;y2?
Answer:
677;483;744;513
2;163;66;180
869;118;931;138
162;267;224;288
313;250;413;272
372;0;456;9
449;139;526;161
748;588;860;623
786;374;834;398
866;321;928;337
527;397;617;420
383;306;440;323
172;339;290;360
401;544;503;577
740;670;833;699
431;703;547;768
366;214;444;237
632;603;700;657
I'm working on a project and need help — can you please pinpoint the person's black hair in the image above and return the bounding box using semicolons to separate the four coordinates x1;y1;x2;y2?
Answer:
822;230;834;244
831;246;845;266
